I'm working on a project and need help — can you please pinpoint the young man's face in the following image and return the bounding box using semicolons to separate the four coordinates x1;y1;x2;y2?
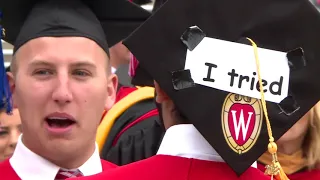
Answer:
9;37;117;167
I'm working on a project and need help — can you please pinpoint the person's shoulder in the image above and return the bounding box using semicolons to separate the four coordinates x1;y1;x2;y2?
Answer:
239;166;270;180
187;158;268;180
288;169;320;180
0;159;13;170
76;156;270;180
108;155;189;174
106;156;269;180
0;159;21;179
74;155;191;180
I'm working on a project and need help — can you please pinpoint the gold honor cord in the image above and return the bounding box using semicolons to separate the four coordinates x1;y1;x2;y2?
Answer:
246;38;289;180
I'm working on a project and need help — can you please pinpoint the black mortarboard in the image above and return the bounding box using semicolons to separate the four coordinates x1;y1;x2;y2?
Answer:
131;0;152;6
129;0;167;86
123;0;320;176
152;0;167;12
0;0;150;56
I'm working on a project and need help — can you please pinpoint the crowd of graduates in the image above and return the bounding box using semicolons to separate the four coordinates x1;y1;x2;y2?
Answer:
1;0;320;180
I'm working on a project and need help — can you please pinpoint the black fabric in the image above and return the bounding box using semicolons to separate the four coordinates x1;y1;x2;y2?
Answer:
131;65;154;86
129;0;167;86
152;0;167;12
105;116;164;166
0;0;150;55
123;0;320;175
132;0;152;5
101;98;165;165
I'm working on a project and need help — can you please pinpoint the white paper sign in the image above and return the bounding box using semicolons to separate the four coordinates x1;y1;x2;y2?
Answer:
184;37;290;103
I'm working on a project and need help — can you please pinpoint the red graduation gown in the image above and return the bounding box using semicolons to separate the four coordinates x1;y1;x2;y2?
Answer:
0;159;117;180
257;163;320;180
72;155;270;180
288;170;320;180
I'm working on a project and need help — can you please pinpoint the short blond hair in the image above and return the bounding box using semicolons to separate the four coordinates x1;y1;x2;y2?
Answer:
10;54;17;74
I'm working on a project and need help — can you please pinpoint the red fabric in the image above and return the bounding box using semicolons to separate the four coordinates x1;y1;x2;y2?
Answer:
112;108;159;146
257;162;320;180
100;159;118;169
115;87;138;103
71;155;270;180
0;159;20;180
129;53;140;78
0;159;116;180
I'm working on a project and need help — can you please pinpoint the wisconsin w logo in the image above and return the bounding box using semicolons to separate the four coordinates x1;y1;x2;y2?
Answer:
222;93;263;154
231;109;253;141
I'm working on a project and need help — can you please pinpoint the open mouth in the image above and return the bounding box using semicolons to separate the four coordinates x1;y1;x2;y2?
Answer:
46;118;76;128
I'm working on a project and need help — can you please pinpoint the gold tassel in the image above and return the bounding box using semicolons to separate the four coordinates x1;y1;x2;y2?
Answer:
246;38;290;180
264;142;290;180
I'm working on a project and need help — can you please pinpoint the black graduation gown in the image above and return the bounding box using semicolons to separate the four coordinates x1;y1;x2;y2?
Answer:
100;86;165;165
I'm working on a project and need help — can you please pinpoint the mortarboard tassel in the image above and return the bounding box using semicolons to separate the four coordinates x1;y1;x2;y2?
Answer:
0;11;13;115
246;38;289;180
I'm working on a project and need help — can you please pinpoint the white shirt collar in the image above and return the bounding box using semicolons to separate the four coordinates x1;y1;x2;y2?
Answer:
157;124;257;168
10;135;102;180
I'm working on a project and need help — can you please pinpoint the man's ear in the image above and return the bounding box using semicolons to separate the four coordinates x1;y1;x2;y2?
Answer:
7;72;18;108
154;81;169;104
104;73;118;110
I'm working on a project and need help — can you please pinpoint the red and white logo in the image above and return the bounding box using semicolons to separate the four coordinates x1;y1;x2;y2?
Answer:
221;93;263;154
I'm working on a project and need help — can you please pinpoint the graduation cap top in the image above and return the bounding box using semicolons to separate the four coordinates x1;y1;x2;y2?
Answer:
129;0;167;86
123;0;320;176
0;0;151;56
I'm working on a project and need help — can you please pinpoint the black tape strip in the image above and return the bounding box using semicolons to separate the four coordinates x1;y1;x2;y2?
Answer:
276;48;305;115
171;69;195;90
277;89;300;116
180;26;206;51
286;47;306;71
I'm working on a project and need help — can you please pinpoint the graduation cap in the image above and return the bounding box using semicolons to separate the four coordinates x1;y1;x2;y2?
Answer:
123;0;320;177
129;54;154;86
129;0;167;86
131;0;152;6
152;0;167;13
0;0;151;56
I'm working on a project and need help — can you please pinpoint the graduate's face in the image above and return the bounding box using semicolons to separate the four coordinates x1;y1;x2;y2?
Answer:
8;37;117;167
0;109;22;162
